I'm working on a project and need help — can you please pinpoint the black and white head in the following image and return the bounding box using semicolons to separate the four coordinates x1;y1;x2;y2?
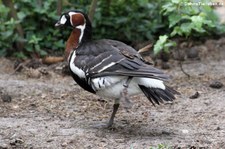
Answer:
55;10;92;41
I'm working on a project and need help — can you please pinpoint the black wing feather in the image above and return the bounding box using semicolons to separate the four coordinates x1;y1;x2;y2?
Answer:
74;39;169;80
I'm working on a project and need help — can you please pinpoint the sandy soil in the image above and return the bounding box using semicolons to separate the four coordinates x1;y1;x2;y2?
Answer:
0;38;225;149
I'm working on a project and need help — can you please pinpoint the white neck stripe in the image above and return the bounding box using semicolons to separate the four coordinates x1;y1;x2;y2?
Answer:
69;12;78;26
68;12;86;44
76;24;86;43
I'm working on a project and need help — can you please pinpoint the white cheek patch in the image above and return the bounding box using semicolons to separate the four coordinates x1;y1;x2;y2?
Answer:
60;15;67;24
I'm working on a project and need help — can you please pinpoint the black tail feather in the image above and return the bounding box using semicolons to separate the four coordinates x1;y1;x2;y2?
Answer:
155;89;172;101
140;86;158;106
139;85;179;106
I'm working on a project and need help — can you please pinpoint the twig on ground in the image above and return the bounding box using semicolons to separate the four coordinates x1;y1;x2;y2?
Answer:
177;47;190;78
42;56;64;64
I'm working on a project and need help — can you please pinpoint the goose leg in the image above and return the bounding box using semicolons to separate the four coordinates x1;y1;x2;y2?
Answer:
91;100;119;129
120;77;133;109
107;102;120;127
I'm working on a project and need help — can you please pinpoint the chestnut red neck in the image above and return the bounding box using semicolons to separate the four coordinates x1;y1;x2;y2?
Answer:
62;11;93;60
65;28;80;60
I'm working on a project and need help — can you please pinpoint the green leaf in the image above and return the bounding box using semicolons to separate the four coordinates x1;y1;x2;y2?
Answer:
164;41;176;48
170;26;182;37
180;22;192;36
39;50;48;56
3;30;13;39
13;52;27;59
159;35;168;43
0;49;7;57
171;0;180;4
153;35;168;55
4;18;19;25
168;14;181;28
137;0;148;7
34;44;41;51
17;11;26;20
154;35;177;55
115;17;128;24
26;45;33;52
161;3;176;15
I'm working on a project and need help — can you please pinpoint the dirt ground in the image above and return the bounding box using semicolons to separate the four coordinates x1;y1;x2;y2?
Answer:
0;38;225;149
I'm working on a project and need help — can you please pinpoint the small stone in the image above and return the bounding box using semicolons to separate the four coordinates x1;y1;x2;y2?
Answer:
30;103;36;107
209;80;223;89
12;105;19;109
115;139;125;143
189;92;200;99
15;138;24;144
41;94;47;99
0;143;8;149
187;47;199;59
181;129;189;134
1;94;12;102
46;139;54;142
173;49;185;61
61;142;67;147
161;62;170;69
216;126;221;130
39;67;49;75
26;68;41;78
162;130;171;135
10;138;24;146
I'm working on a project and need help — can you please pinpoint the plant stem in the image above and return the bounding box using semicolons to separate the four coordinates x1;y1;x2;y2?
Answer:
2;0;24;51
88;0;98;22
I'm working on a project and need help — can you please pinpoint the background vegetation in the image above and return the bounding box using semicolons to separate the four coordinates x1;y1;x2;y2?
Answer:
0;0;224;59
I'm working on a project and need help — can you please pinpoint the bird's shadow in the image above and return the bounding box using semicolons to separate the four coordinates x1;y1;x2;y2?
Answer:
88;121;176;139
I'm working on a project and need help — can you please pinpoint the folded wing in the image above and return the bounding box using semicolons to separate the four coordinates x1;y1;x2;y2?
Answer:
74;39;170;81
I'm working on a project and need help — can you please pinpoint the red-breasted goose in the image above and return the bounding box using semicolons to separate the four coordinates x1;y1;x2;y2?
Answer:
55;10;179;128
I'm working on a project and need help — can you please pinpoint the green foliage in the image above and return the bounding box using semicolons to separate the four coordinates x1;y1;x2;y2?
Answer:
15;0;70;58
0;0;79;58
149;144;172;149
92;0;164;43
0;4;17;56
154;35;176;55
153;0;225;54
0;0;224;58
162;0;220;37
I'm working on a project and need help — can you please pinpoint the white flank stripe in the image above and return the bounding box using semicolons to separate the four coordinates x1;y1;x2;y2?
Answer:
91;76;125;90
98;62;115;72
90;55;113;70
137;78;165;90
97;58;124;73
70;51;86;78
